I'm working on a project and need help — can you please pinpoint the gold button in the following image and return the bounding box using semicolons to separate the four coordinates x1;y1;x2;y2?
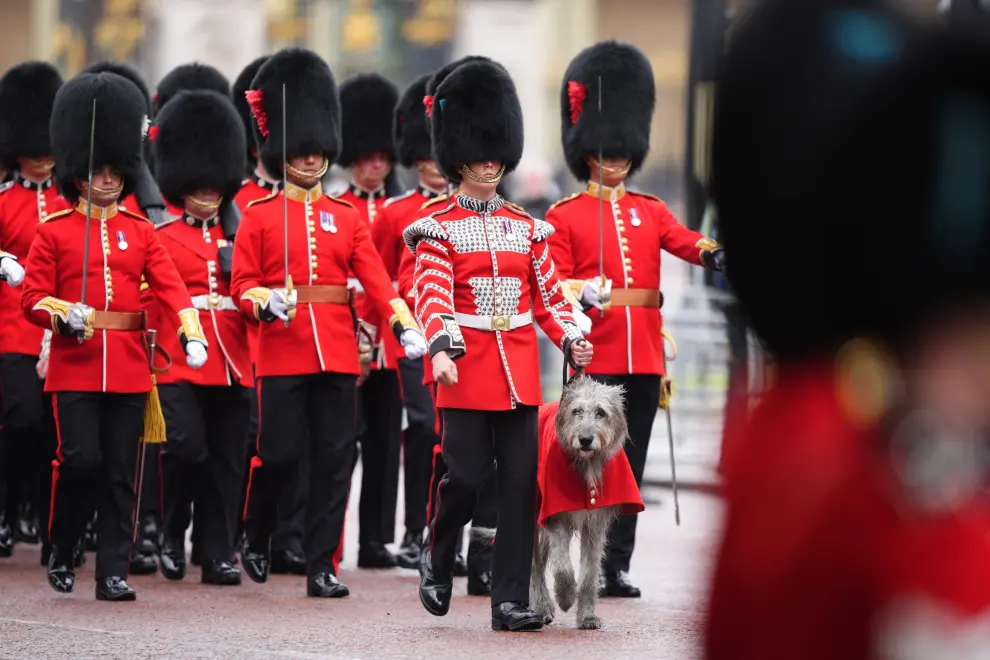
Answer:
103;249;111;256
311;274;319;281
590;489;596;496
622;246;630;253
624;258;632;264
590;497;597;505
621;237;629;244
618;226;626;233
627;277;634;284
104;266;111;273
106;296;113;304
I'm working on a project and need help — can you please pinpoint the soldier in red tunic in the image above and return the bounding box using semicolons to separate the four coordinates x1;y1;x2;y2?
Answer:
545;41;724;598
408;59;593;631
21;72;207;601
149;89;252;586
334;72;407;569
232;48;426;598
0;61;64;561
706;5;990;657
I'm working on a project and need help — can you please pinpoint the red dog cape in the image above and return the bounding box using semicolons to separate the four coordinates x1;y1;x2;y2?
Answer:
536;400;644;527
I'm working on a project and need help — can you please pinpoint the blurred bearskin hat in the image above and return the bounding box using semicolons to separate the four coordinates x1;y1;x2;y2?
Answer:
337;73;398;167
424;56;498;124
394;73;432;167
233;55;269;168
155;63;230;115
82;61;152;116
151;89;246;215
0;62;63;171
431;59;523;182
809;21;990;356
711;0;918;359
560;41;655;182
51;72;146;203
246;48;340;177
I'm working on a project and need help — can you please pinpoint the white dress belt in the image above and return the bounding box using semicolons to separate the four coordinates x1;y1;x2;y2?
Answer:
454;311;533;332
190;294;237;311
346;278;400;294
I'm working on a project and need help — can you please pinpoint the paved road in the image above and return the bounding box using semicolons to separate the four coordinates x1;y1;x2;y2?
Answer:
0;487;721;659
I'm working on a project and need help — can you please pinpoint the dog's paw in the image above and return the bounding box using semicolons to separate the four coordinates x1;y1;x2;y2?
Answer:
554;575;577;612
578;615;604;630
532;600;555;625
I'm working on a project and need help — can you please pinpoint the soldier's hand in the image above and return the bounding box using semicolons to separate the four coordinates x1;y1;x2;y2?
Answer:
570;339;594;367
67;303;94;333
0;256;24;287
580;278;611;311
185;339;207;369
266;288;294;322
433;350;458;386
36;357;49;380
400;329;428;359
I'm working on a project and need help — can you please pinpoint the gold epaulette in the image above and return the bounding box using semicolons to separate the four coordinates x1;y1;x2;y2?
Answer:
547;192;582;212
119;207;151;223
419;193;450;210
627;190;664;204
503;200;529;216
40;208;73;223
246;191;279;208
327;195;355;210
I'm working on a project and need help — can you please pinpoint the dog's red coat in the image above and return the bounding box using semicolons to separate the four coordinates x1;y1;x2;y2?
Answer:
536;400;644;527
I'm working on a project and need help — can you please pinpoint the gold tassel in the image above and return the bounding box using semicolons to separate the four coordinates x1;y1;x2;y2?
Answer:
142;376;167;444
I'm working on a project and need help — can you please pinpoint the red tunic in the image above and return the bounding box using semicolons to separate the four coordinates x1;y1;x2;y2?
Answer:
152;215;253;388
335;184;387;355
231;181;412;378
21;201;197;393
361;186;443;369
0;176;66;356
536;399;644;527
545;183;718;376
233;175;279;367
705;365;990;660
406;193;583;410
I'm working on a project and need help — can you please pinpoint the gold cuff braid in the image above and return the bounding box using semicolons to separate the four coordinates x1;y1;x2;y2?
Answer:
242;287;273;321
177;308;208;347
387;298;418;331
560;280;583;308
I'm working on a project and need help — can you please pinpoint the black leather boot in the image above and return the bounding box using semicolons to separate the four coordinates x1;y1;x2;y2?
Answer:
270;548;306;575
137;515;160;556
241;534;271;584
307;572;349;598
395;529;424;570
47;545;75;593
418;550;452;616
129;550;158;575
15;503;39;544
96;576;136;601
491;602;544;632
600;569;641;598
201;559;241;586
357;541;397;568
159;537;186;581
467;534;493;596
0;513;13;557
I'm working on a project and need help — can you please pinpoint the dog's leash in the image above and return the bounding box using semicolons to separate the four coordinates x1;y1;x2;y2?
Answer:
562;338;587;392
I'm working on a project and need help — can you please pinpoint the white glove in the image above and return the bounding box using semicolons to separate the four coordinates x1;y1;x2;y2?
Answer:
67;303;94;332
185;340;207;369
400;328;428;359
0;256;24;287
580;278;612;311
266;288;296;322
571;305;593;334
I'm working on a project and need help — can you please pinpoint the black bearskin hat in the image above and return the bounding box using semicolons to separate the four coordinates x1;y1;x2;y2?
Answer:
430;59;523;182
82;61;152;116
337;73;398;167
232;55;269;166
560;41;656;182
711;0;918;359
246;48;340;177
808;22;990;357
394;73;432;167
154;63;230;115
151;89;246;214
424;56;498;122
51;72;146;203
0;62;63;170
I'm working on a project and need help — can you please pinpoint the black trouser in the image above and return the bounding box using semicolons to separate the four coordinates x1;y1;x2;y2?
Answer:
244;372;356;576
398;357;439;534
429;407;536;605
159;383;251;562
589;374;661;573
50;391;145;580
0;354;48;524
356;368;401;545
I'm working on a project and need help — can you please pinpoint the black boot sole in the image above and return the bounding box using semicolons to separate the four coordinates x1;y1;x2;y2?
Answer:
202;574;241;586
491;615;544;632
96;589;136;602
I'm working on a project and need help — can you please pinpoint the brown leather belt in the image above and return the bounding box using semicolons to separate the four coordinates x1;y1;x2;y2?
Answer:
90;310;146;331
610;288;663;309
294;285;351;305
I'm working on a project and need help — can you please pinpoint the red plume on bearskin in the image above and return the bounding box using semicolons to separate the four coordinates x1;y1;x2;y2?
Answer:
423;95;434;118
245;89;268;137
567;80;587;125
148;125;159;142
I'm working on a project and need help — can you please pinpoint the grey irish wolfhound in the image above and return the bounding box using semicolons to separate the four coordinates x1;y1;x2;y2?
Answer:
531;376;629;629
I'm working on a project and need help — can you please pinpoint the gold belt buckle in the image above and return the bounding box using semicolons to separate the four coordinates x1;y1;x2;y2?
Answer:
491;315;510;331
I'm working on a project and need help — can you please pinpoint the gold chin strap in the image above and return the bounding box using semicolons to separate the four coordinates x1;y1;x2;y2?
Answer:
187;195;223;211
591;158;632;176
84;181;125;197
417;161;442;176
285;157;329;182
460;163;505;184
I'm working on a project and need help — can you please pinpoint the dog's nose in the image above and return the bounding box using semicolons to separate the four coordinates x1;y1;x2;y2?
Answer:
579;434;594;449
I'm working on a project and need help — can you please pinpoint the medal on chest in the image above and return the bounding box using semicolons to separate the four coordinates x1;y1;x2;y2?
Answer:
116;230;129;251
320;211;337;234
629;208;642;227
502;217;515;241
